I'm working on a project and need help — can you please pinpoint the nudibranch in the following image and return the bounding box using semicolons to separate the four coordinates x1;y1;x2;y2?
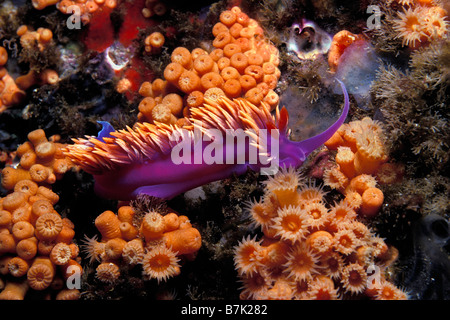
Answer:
64;81;349;200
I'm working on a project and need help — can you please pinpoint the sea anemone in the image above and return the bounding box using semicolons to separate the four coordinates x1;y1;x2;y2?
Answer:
50;242;72;265
272;205;310;243
264;167;302;207
95;262;120;284
81;235;105;264
297;181;327;204
239;270;269;300
341;263;367;295
142;245;181;283
309;275;339;300
234;236;263;276
246;198;276;229
375;280;408;300
323;166;349;191
283;244;320;281
122;239;145;265
328;200;357;230
392;7;429;48
303;202;331;229
333;229;359;255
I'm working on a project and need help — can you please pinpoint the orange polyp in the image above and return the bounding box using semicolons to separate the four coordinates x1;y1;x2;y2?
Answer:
220;10;237;27
193;54;214;75
244;87;264;105
335;146;356;178
223;43;242;58
213;31;232;49
171;47;192;69
200;72;224;91
95;210;121;241
230;53;248;73
178;70;201;93
212;22;229;37
186;90;204;108
239;75;257;92
360;187;384;217
163;227;202;255
223;79;242;98
164;62;185;84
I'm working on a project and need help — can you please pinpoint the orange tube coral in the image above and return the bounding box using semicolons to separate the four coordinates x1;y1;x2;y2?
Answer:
360;187;384;217
16;238;38;260
27;257;55;290
50;242;72;265
8;257;30;277
0;280;29;300
140;211;165;241
162;227;202;255
94;210;121;241
0;233;16;254
34;212;63;241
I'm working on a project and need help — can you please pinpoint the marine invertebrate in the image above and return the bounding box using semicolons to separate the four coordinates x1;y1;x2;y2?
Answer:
235;167;406;300
84;204;202;284
65;80;349;200
136;6;281;125
0;46;26;111
144;32;165;54
1;129;75;191
323;117;392;217
328;30;364;72
142;245;181;283
0;131;81;300
392;4;448;49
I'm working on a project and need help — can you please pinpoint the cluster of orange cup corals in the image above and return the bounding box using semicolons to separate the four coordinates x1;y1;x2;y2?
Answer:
1;129;75;192
0;131;81;300
137;6;281;126
144;32;165;54
328;30;365;72
392;0;448;48
32;0;117;25
141;0;167;19
83;205;202;284
234;168;407;300
17;25;53;52
323;117;404;218
0;47;26;112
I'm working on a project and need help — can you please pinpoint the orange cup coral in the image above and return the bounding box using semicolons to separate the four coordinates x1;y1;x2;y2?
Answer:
234;167;406;300
83;205;202;285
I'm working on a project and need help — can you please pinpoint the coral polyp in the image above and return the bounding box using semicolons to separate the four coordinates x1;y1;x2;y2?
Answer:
0;0;448;303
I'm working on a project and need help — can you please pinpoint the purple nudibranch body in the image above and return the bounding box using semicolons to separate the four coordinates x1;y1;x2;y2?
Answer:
65;81;349;200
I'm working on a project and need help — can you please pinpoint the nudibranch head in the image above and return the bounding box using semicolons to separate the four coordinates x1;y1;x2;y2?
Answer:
64;81;349;200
